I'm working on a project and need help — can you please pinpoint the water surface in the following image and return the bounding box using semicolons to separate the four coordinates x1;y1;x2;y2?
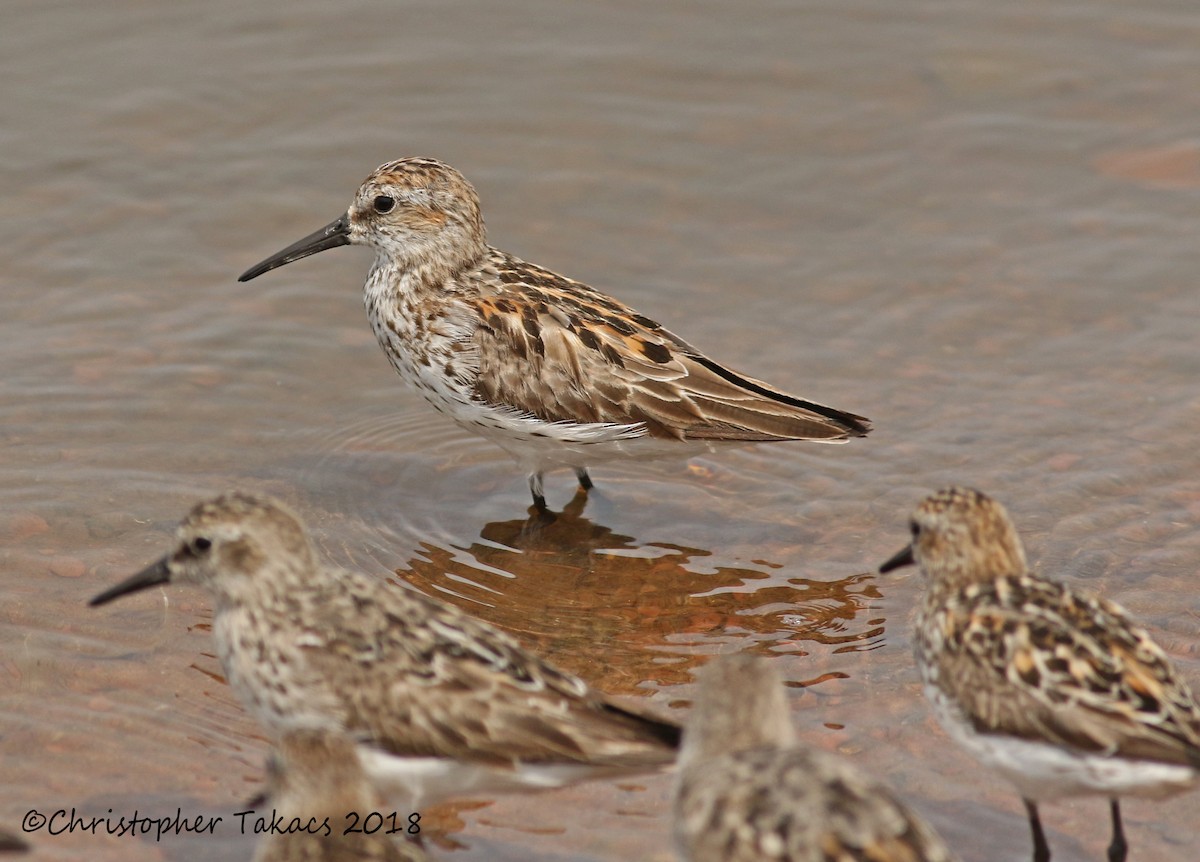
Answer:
3;1;1199;860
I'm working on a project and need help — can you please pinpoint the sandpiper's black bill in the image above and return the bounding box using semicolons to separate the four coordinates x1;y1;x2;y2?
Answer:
237;215;351;282
88;556;172;607
879;544;915;573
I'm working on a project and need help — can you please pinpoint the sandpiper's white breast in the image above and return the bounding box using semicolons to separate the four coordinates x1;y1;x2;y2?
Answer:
362;261;655;468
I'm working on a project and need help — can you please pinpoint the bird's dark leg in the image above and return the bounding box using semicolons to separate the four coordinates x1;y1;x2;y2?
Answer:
574;467;593;491
1024;799;1051;862
1107;799;1127;862
528;472;548;513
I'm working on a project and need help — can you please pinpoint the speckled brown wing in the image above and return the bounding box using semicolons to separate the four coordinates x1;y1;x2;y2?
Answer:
469;251;870;440
676;746;959;862
297;571;679;767
931;577;1200;767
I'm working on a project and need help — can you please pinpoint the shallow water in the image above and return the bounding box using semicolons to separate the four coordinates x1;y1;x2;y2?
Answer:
3;0;1199;859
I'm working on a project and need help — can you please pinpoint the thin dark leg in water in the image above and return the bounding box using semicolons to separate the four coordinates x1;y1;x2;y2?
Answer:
574;467;593;490
528;472;548;512
1107;799;1127;862
1023;799;1050;862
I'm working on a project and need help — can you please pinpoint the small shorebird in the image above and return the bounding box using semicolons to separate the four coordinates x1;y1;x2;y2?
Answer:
90;493;679;809
255;729;426;862
880;487;1200;862
238;158;870;511
675;654;958;862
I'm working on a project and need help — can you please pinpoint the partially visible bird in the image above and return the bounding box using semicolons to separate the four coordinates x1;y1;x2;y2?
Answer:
90;493;680;810
881;486;1200;862
254;729;427;862
674;653;958;862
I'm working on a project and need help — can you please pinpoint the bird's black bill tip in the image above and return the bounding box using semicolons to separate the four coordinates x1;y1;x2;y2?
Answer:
88;557;172;607
879;544;915;574
237;215;351;282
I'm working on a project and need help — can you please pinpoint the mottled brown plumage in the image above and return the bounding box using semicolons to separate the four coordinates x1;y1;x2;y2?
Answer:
881;487;1200;862
928;575;1200;767
472;250;865;442
90;493;679;808
238;157;870;510
674;655;958;862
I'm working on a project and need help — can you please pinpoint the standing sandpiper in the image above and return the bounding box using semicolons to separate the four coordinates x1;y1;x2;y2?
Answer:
255;729;427;862
880;487;1200;862
675;654;958;862
90;493;679;809
238;158;871;511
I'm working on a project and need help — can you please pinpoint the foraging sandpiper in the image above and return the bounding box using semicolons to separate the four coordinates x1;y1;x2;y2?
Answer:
881;487;1200;862
90;493;680;809
238;158;870;511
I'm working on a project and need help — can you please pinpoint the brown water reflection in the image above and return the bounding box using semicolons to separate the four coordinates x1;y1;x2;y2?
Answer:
394;493;884;695
6;0;1200;860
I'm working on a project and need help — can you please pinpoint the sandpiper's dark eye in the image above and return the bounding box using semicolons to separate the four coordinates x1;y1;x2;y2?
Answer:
373;195;395;214
909;521;919;538
191;537;212;554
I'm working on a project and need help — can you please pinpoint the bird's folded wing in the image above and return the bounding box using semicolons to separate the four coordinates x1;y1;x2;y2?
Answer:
941;581;1200;767
469;254;870;440
301;576;678;766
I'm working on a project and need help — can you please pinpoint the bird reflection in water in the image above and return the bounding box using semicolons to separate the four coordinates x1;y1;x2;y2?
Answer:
390;490;885;696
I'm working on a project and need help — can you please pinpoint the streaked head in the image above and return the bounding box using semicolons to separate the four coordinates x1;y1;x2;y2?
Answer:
879;486;1028;586
88;492;316;609
238;157;486;282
